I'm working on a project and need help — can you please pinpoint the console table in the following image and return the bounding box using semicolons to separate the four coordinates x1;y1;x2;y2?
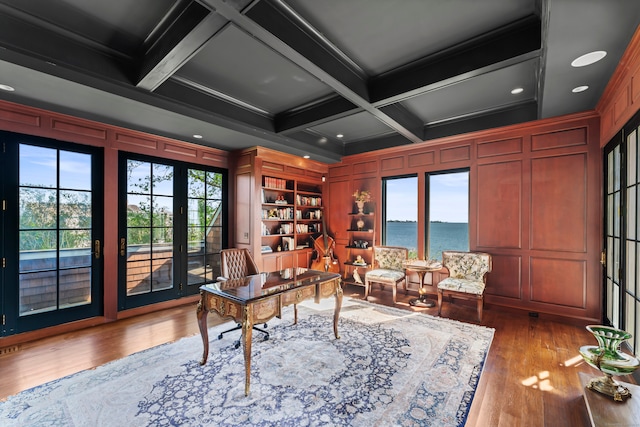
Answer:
197;268;342;395
579;372;640;426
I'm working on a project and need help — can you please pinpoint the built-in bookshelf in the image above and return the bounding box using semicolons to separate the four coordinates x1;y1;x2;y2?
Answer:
261;176;323;254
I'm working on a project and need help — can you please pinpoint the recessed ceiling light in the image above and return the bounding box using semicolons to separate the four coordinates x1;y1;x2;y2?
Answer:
571;51;607;67
336;134;343;138
572;85;589;93
193;134;203;139
303;155;310;159
0;84;15;92
511;87;524;95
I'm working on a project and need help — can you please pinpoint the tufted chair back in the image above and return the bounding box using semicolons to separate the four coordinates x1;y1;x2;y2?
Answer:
220;248;260;280
373;246;408;271
442;251;491;281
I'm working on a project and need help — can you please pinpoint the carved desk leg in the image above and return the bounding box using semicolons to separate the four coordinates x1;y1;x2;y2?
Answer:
242;304;254;396
196;291;209;365
333;279;343;339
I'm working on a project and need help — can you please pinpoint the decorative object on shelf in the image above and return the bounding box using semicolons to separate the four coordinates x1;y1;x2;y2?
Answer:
354;255;366;266
352;267;363;284
356;218;365;230
579;325;640;401
353;189;372;214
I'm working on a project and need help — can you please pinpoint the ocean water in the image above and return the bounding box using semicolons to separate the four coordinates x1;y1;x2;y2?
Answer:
385;221;468;260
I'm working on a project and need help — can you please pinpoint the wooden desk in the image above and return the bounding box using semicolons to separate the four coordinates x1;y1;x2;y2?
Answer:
197;268;342;396
579;372;640;426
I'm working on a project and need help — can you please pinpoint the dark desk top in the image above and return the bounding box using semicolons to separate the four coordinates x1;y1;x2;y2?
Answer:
200;268;340;303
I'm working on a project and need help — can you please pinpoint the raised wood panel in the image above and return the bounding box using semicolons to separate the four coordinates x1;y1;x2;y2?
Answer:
477;137;523;158
235;153;253;169
235;172;252;245
51;119;107;140
0;107;40;127
632;67;640;105
531;127;587;151
330;164;351;177
163;143;197;158
486;254;521;299
440;145;470;163
531;154;587;252
530;257;586;308
284;165;305;176
381;156;404;171
114;132;158;150
477;161;522;249
613;87;631;125
408;151;434;167
202;150;226;165
305;170;322;180
352;160;378;175
262;161;284;173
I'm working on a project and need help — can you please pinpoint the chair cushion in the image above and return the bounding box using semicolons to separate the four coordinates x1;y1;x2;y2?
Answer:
437;277;485;295
366;269;405;283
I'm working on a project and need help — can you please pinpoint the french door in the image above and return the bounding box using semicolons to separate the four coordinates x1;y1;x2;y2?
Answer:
0;131;103;336
604;110;640;357
118;153;226;310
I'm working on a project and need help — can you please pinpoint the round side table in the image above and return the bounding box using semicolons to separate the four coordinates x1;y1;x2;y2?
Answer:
403;259;442;308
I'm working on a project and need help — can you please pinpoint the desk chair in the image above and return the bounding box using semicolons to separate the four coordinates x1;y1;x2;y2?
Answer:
437;251;492;322
217;248;269;348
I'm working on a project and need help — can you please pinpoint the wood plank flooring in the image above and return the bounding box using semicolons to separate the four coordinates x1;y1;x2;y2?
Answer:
0;284;636;426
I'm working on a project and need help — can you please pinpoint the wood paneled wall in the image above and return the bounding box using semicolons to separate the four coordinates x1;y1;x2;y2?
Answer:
598;24;640;145
327;113;602;322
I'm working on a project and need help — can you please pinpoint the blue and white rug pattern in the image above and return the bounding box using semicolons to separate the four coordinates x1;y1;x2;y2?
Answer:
0;299;494;427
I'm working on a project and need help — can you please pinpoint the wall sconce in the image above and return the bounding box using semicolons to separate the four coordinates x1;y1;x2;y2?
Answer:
322;175;326;182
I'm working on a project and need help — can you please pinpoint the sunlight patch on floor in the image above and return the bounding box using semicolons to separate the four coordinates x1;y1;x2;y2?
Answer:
522;370;554;391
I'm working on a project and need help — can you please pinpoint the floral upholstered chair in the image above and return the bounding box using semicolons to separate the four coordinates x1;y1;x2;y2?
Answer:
364;246;408;304
437;251;492;322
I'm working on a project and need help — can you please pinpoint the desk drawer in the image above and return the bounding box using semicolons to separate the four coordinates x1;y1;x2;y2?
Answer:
281;285;316;306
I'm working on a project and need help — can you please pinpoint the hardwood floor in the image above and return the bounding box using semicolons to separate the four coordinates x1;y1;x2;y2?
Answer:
0;284;635;426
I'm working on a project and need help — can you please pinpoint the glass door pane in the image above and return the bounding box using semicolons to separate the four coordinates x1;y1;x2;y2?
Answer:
605;145;622;328
186;169;223;288
125;161;174;296
19;145;93;315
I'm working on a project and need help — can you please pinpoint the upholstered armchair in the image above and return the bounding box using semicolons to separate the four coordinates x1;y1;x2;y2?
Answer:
364;246;408;304
437;251;492;322
217;248;268;346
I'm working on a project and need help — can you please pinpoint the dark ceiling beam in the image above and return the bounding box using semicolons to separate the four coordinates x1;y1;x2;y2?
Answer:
136;2;226;91
274;96;360;134
0;11;132;83
369;15;542;105
200;0;425;144
155;78;274;131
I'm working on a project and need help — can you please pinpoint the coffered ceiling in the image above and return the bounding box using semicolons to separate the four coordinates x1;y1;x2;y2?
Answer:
0;0;638;163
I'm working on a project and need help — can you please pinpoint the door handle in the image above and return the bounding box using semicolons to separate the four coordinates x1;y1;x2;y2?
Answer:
120;238;126;256
94;240;101;259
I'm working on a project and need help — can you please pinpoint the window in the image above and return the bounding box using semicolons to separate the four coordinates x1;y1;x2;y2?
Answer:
382;170;469;260
383;176;418;258
427;170;469;260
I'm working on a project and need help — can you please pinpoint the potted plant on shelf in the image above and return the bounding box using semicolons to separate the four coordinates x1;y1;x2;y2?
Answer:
353;189;372;214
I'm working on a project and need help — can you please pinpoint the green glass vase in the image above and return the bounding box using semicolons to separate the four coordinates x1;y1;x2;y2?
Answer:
579;325;639;401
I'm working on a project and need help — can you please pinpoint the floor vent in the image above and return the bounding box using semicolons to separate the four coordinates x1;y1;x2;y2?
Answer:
0;345;20;355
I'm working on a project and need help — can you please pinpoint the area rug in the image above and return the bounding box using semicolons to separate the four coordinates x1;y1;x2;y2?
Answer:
0;298;494;426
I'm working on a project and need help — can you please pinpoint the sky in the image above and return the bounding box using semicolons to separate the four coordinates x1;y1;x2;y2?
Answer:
385;171;469;222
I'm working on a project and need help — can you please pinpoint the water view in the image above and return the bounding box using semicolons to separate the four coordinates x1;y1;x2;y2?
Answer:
385;221;468;260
